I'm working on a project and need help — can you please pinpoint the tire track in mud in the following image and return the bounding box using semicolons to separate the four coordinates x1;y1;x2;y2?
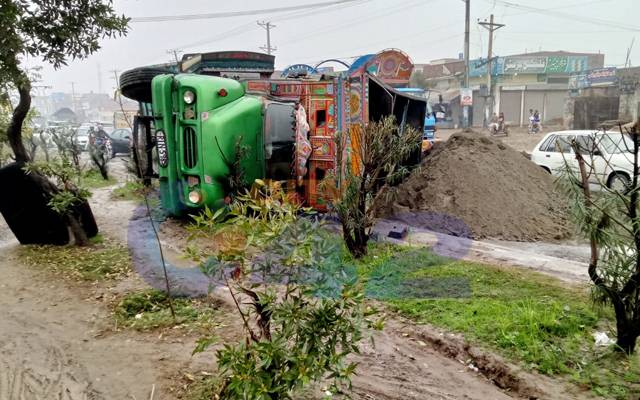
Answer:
0;320;102;400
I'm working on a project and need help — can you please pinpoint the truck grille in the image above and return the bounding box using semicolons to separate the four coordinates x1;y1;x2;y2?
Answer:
183;127;197;169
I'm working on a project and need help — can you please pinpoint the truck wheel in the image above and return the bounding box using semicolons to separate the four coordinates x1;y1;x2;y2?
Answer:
120;67;173;103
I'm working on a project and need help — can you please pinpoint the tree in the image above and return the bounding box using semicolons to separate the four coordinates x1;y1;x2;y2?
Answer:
0;0;129;164
328;116;421;258
562;124;640;354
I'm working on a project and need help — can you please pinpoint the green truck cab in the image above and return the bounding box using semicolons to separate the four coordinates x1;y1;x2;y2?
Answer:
152;74;265;215
151;74;297;216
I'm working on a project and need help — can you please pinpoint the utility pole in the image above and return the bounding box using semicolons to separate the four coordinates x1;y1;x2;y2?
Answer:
110;69;120;89
257;21;276;55
462;0;470;129
478;14;505;127
97;63;103;94
70;81;77;112
167;48;183;65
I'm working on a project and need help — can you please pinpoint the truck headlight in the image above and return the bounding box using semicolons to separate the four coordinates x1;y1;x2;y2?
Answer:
183;90;196;104
188;189;202;204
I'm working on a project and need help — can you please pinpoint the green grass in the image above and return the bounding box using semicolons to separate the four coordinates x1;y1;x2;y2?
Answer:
19;236;131;281
356;244;640;399
82;168;116;189
111;180;149;201
114;289;220;332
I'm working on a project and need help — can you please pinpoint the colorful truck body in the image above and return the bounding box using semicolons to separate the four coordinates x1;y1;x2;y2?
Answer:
123;49;427;216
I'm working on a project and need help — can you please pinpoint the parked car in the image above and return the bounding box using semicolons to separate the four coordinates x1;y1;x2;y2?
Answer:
108;127;132;157
75;123;93;150
531;130;634;190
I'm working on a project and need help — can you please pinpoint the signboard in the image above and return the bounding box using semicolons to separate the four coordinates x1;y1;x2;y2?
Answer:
569;67;617;89
460;88;473;106
587;67;617;86
503;56;547;74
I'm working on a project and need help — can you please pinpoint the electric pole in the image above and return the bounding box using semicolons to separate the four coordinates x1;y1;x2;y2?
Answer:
70;81;77;112
167;48;183;65
258;21;276;55
478;14;505;127
97;63;103;94
463;0;470;129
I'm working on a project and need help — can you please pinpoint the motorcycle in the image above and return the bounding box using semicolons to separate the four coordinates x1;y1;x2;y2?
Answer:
490;121;509;136
528;120;541;134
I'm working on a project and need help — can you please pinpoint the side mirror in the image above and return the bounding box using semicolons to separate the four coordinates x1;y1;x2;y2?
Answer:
124;135;130;140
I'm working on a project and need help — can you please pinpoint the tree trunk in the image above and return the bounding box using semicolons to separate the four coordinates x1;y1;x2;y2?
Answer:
615;325;637;354
66;214;89;246
8;80;32;164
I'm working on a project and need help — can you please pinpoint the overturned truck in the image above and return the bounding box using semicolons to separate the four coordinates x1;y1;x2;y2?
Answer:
120;49;426;216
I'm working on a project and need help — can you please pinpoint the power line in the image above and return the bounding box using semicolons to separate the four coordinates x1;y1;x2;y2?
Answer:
170;0;371;52
485;0;640;32
129;0;363;23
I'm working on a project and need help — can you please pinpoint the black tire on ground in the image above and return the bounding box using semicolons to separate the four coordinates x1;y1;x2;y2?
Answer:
607;172;631;191
0;163;69;245
73;200;99;239
119;67;173;103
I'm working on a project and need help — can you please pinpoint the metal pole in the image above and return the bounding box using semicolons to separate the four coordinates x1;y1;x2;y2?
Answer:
479;14;505;127
266;22;272;55
463;0;470;129
258;21;277;55
486;13;494;126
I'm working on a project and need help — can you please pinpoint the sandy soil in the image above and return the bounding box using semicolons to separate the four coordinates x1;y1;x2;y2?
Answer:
436;125;563;153
0;156;588;399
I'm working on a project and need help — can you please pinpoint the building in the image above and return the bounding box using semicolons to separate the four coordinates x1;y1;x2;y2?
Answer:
415;51;605;127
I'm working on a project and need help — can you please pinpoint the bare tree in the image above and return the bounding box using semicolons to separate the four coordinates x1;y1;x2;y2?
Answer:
328;116;421;258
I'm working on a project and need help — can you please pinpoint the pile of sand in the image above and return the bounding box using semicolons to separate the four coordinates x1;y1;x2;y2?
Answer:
378;132;572;241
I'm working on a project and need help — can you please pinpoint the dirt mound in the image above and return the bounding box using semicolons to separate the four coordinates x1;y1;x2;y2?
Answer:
379;131;571;241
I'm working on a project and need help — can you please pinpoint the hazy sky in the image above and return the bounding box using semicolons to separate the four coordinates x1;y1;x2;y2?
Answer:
26;0;639;94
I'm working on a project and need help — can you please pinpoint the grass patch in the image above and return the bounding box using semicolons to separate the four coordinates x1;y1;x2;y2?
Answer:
82;168;116;189
111;180;151;201
19;236;130;281
356;244;640;399
114;289;219;332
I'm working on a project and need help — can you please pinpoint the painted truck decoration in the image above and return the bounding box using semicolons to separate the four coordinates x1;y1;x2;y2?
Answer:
120;49;426;216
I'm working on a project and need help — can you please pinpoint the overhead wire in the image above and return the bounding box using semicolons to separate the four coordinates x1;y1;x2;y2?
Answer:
170;0;373;52
129;0;365;22
483;0;639;31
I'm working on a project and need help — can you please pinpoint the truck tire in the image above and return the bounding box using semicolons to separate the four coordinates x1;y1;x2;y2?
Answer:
0;163;69;245
120;67;173;103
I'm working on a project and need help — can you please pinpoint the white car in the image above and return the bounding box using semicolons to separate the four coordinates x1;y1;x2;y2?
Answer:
531;130;634;190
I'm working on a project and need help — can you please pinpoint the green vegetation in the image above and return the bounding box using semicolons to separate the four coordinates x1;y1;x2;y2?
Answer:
19;236;130;281
114;289;219;332
112;180;149;201
358;244;640;399
82;168;116;189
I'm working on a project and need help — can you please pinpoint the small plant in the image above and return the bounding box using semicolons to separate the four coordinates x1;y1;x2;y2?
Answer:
188;181;381;399
326;116;421;258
